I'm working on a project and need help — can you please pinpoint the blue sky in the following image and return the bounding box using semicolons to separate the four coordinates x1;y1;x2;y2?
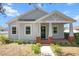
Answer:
0;3;79;27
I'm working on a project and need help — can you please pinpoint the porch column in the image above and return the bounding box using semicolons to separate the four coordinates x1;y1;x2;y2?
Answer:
17;22;20;40
48;23;53;43
68;23;75;43
36;23;41;43
49;23;52;36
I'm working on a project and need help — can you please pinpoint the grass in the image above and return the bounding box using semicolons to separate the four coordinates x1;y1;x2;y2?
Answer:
61;47;79;56
51;44;62;56
0;35;13;44
0;43;40;56
31;43;41;54
51;43;79;56
0;35;41;56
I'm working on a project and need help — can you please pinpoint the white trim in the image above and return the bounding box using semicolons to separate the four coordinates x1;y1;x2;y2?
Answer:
6;18;18;24
36;21;74;23
17;22;20;40
24;24;32;36
38;23;41;36
11;25;17;35
52;25;59;35
69;23;74;36
49;23;52;36
17;21;73;24
18;21;35;23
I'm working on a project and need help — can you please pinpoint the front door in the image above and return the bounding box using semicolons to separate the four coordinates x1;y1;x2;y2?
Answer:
41;25;46;39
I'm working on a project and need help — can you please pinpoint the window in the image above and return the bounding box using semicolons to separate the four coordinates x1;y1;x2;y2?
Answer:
26;26;31;34
12;26;16;34
53;27;58;34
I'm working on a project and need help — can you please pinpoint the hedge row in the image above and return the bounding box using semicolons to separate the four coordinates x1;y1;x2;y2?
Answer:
64;32;79;44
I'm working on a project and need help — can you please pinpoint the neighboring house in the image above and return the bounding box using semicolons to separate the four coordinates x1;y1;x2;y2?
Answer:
64;26;79;33
0;26;4;31
74;26;79;30
0;26;8;36
7;8;76;44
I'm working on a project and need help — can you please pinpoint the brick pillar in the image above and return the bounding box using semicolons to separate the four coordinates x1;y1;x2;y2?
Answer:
48;36;53;44
68;36;75;43
68;23;75;43
36;36;41;43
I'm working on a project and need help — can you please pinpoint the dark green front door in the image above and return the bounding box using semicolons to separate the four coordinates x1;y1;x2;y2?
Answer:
41;26;46;39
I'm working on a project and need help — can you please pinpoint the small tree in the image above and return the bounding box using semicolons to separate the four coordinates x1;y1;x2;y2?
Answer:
0;3;6;15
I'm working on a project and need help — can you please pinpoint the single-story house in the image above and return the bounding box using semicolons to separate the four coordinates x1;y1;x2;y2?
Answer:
7;8;76;44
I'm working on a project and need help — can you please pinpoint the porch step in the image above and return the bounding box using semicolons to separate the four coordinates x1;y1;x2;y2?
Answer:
41;39;52;44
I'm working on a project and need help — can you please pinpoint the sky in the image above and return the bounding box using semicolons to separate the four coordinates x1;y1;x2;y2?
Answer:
0;3;79;27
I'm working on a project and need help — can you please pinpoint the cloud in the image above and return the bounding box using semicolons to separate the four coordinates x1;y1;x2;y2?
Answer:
6;3;12;6
66;3;74;6
37;4;43;7
63;11;70;15
74;15;79;20
3;5;19;17
32;3;43;8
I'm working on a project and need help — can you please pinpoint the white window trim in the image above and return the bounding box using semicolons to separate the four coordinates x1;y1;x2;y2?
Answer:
11;25;17;35
24;24;32;36
52;25;59;35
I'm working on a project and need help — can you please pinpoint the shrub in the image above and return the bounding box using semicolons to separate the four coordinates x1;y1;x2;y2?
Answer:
22;41;27;44
53;41;60;45
71;42;77;46
75;33;79;44
59;41;71;46
51;44;61;55
14;40;24;44
64;32;79;45
53;41;63;46
36;43;41;47
64;33;69;39
25;40;35;44
65;42;71;46
31;44;40;54
0;35;13;44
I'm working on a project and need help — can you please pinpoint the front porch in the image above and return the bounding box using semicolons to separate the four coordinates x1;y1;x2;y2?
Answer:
35;11;76;44
36;23;75;44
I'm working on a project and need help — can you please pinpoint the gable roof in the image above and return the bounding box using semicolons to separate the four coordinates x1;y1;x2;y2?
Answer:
7;9;76;24
35;10;76;23
7;7;48;24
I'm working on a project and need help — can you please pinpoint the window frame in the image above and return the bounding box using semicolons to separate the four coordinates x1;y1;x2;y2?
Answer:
53;25;58;35
11;25;16;35
24;25;32;35
26;26;31;34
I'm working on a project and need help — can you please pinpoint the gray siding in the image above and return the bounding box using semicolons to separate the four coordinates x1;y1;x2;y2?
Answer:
8;22;64;41
8;21;18;40
19;23;36;41
52;23;64;39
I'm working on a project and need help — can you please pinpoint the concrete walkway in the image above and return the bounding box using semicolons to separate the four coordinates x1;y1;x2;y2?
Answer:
40;46;55;56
